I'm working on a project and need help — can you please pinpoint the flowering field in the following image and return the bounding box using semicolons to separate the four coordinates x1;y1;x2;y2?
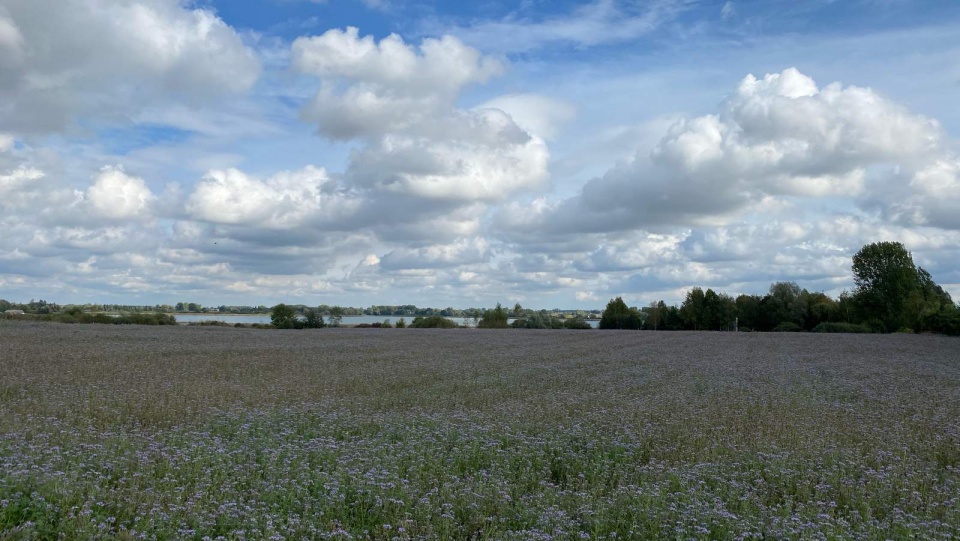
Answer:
1;322;958;540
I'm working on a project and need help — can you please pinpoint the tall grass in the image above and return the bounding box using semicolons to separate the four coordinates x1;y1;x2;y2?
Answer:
1;321;958;539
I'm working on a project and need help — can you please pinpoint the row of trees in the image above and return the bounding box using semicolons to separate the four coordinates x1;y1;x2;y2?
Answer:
601;242;959;335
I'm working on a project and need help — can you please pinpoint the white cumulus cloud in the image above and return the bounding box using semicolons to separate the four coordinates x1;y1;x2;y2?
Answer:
0;0;260;134
86;167;156;220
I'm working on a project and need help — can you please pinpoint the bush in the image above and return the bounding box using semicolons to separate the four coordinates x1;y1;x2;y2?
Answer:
409;316;458;328
395;317;407;329
811;322;871;334
563;317;592;330
188;320;233;327
43;312;177;326
478;303;509;328
772;321;803;332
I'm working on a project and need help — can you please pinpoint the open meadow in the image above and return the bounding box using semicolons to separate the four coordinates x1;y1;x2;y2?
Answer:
1;321;959;540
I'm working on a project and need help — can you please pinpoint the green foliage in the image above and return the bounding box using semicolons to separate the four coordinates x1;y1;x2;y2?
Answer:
852;241;921;332
679;288;736;330
811;322;871;334
270;303;297;329
563;317;592;330
600;297;641;330
395;317;407;329
381;319;393;328
409;315;457;328
771;321;803;332
328;306;344;327
303;308;326;329
478;303;509;328
41;312;177;325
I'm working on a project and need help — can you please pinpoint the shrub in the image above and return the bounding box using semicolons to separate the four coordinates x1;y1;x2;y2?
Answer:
409;316;458;328
811;322;871;333
772;321;803;332
563;317;592;330
395;317;406;329
478;303;510;328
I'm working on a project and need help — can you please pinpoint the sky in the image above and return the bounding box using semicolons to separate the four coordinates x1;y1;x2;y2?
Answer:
1;0;959;309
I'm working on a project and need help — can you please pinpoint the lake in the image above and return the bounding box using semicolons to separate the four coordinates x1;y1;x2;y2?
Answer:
174;314;599;328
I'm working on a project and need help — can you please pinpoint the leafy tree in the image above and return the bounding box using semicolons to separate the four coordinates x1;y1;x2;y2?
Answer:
766;282;807;327
479;303;510;328
410;315;457;328
303;308;325;329
563;317;592;330
852;241;920;331
270;303;297;329
645;300;664;330
328;306;344;327
679;288;706;330
804;292;838;330
395;317;407;328
513;302;523;317
735;294;762;331
600;297;641;330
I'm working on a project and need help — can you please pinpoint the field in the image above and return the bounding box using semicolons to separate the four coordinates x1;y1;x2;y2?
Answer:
1;322;959;540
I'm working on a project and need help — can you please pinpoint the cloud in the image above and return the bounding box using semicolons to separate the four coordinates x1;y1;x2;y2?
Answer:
85;167;156;220
477;94;576;141
185;166;344;229
293;27;550;203
0;0;260;134
443;0;688;54
513;68;948;235
380;237;490;270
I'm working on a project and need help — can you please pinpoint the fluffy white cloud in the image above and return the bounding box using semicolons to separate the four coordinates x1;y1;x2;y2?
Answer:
293;27;549;203
889;157;960;229
185;166;344;229
477;94;576;141
516;68;950;234
380;237;490;270
85;167;156;220
0;0;260;133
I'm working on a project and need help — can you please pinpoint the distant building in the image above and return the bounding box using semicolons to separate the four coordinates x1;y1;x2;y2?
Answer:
4;309;25;316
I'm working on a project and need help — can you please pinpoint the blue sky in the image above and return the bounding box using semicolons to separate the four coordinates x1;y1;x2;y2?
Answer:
1;0;959;309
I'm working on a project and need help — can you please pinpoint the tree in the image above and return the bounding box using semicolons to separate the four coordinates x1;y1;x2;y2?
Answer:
270;303;297;329
646;301;663;330
852;242;920;331
478;303;509;328
395;317;407;328
600;297;641;330
766;282;807;327
679;288;706;330
303;308;325;329
513;302;523;318
328;306;344;327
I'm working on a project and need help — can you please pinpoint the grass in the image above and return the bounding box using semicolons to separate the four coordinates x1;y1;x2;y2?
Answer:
1;321;958;539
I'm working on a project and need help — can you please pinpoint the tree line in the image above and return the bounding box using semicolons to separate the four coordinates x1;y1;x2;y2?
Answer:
600;242;959;335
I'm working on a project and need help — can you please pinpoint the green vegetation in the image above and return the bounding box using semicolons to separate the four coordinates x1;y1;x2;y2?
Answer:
35;310;176;325
599;297;642;329
602;242;959;335
812;322;871;334
409;315;458;328
477;302;509;328
1;325;958;539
